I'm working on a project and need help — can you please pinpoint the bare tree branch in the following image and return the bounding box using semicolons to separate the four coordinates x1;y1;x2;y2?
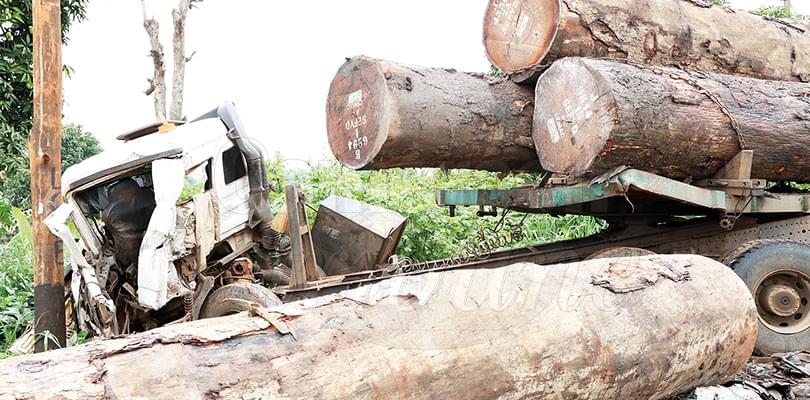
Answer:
141;0;167;122
170;0;193;121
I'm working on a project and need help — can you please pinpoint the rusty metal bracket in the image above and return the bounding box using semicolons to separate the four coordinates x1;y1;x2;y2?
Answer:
695;151;764;197
285;185;325;289
191;275;215;321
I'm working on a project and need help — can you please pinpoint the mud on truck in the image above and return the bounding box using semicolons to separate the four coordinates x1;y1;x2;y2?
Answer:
46;103;291;336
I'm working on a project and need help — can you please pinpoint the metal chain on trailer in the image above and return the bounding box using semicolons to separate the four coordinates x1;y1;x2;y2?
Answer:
608;58;749;151
382;208;529;275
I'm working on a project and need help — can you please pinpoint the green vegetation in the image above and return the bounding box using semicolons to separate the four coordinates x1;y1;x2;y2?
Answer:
268;157;605;262
0;124;102;207
0;0;90;207
753;2;805;19
489;65;505;79
0;207;33;357
755;5;794;18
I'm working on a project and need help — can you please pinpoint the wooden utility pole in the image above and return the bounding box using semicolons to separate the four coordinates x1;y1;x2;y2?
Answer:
30;0;65;352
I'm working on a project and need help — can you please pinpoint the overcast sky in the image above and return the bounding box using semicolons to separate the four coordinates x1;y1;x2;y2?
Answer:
62;0;809;163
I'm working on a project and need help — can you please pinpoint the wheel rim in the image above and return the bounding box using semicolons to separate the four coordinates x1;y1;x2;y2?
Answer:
755;269;810;334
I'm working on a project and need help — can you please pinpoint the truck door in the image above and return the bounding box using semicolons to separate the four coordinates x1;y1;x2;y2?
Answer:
214;144;251;238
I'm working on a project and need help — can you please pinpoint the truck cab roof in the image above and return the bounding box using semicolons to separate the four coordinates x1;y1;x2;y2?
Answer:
62;118;230;196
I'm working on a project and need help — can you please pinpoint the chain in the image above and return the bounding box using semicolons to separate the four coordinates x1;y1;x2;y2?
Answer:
383;209;528;275
597;58;748;151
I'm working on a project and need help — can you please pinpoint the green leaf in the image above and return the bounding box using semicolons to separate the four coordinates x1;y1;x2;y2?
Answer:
10;207;30;244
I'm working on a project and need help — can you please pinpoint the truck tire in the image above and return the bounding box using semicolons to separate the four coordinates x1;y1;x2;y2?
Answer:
726;240;810;355
199;283;282;319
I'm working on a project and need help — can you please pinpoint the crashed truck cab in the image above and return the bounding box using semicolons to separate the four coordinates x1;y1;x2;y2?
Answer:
47;103;285;336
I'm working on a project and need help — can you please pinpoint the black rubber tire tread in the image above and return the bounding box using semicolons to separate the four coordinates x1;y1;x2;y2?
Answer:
726;240;810;355
199;283;282;319
722;239;797;266
585;247;657;261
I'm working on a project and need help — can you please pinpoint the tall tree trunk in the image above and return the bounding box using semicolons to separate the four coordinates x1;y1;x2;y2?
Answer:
326;56;539;172
532;57;810;181
169;0;191;121
140;0;167;121
483;0;810;83
0;256;756;400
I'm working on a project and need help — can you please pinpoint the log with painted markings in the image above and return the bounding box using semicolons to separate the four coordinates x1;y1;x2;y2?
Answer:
326;56;541;172
533;57;810;181
483;0;810;84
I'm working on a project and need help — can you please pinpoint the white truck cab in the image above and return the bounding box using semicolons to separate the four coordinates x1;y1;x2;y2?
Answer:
46;104;285;336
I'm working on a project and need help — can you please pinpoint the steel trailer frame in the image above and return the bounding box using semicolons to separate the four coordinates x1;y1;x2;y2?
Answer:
278;151;810;300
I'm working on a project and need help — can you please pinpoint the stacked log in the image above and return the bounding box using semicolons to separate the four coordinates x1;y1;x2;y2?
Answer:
327;2;810;178
0;255;756;399
531;57;810;180
326;56;540;172
483;0;810;83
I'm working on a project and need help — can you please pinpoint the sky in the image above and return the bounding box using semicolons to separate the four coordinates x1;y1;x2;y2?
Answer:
62;0;809;163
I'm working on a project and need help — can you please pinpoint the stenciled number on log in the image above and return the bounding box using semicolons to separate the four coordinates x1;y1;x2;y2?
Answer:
491;0;521;36
551;85;600;142
344;90;370;161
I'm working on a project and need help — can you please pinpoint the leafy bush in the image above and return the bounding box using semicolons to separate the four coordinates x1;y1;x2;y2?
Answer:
0;207;33;356
268;156;605;262
754;4;806;19
755;5;794;18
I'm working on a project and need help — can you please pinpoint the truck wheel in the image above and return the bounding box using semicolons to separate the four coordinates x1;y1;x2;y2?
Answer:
727;240;810;355
585;247;656;260
199;283;282;319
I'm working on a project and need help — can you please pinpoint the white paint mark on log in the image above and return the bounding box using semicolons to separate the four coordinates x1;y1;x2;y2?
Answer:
347;90;363;109
547;117;561;143
516;13;530;38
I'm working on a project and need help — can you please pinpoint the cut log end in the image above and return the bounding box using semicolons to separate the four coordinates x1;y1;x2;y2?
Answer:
326;56;540;172
326;56;390;170
532;58;616;176
483;0;560;75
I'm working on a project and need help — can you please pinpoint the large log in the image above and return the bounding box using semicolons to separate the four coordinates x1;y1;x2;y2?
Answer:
0;255;756;400
326;56;540;172
533;57;810;181
483;0;810;83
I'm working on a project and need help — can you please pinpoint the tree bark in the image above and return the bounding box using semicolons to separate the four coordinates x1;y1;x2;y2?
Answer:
169;0;191;121
30;0;65;352
141;0;167;121
483;0;810;83
0;255;756;400
326;56;540;172
532;58;810;181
